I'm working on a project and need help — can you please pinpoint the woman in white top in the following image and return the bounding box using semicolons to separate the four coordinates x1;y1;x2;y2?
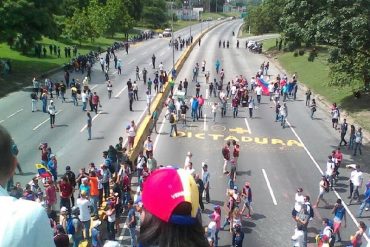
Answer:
48;100;56;128
231;207;242;231
105;202;116;240
126;121;137;151
212;103;217;122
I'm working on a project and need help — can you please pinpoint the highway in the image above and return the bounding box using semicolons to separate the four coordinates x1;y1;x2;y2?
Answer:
151;20;369;246
1;18;369;246
0;20;219;187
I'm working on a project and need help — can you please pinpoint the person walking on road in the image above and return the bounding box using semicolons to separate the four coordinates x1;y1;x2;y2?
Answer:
358;184;370;218
314;176;330;208
146;91;152;115
348;164;363;205
136;66;140;81
183;78;188;96
241;182;253;218
31;91;38;112
127;200;137;246
48;100;56;128
353;128;363;156
212;102;218;122
150;109;159;134
107;80;113;100
191;97;199;122
41;92;48;113
332;199;346;242
305;89;312;106
87;112;92;140
143;67;147;84
348;125;356;150
128;89;134;111
339;118;348;146
255;84;262;104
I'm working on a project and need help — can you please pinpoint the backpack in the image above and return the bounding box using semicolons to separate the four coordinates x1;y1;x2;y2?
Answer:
169;114;175;124
222;147;229;160
323;178;330;192
307;203;314;219
67;217;76;235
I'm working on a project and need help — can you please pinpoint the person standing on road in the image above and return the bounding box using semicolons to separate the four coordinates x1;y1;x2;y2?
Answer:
132;81;139;101
117;59;122;75
349;164;363;205
248;96;255;118
107;80;113;100
198;95;204;118
255;84;262;104
348;125;356;150
64;166;76;206
353;128;363;156
81;90;88;111
92;92;100;114
143;67;147;84
48;100;56;128
76;190;91;240
184;78;189;96
31;91;38;112
87;112;92;140
332;199;346;242
136;66;140;81
232;97;238;118
295;205;310;247
128;89;134;111
222;141;231;174
202;163;210;203
310;99;317;119
169;112;178;137
191;97;199;122
305;89;312;106
339;118;348;146
241;182;253;218
152;54;156;69
212;102;218;122
127;200;137;246
150;109;159;134
331;103;340;129
195;174;205;211
41;92;48;113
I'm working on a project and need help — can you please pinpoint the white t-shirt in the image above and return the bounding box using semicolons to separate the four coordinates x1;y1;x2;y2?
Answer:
128;126;136;137
268;84;274;93
294;193;304;212
77;198;91;222
159;63;164;71
322;226;332;238
231;85;237;95
351;170;363;187
326;161;335;176
184;156;191;168
0;186;54;247
255;86;262;95
81;92;87;102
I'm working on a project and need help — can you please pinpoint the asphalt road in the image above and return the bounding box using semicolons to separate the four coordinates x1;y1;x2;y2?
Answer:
0;20;220;187
150;20;369;247
1;18;368;246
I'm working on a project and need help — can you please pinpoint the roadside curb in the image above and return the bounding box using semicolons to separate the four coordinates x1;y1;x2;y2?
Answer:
267;55;370;144
128;20;227;163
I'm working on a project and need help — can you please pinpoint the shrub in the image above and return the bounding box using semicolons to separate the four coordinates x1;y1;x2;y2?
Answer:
293;50;299;57
298;49;305;56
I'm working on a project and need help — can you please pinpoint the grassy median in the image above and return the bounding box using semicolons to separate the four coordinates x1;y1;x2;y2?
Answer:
263;38;370;132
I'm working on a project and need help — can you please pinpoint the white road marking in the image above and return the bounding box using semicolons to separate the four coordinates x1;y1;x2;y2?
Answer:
90;85;98;90
286;119;369;243
115;86;127;98
7;108;23;118
262;169;277;205
244;118;251;134
205;89;209;99
153;118;166;151
204;114;207;131
0;120;4;124
128;59;135;65
80;111;102;132
33;110;63;131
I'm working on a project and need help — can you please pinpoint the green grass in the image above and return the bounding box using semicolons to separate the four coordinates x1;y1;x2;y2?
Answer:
201;12;240;20
0;32;138;98
274;47;370;132
172;20;200;32
262;38;278;52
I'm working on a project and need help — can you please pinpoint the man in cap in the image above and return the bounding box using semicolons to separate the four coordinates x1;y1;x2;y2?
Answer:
0;126;54;246
64;165;76;206
77;190;92;239
70;206;83;247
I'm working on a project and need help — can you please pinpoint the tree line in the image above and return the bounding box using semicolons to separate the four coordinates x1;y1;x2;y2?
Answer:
244;0;369;90
0;0;168;53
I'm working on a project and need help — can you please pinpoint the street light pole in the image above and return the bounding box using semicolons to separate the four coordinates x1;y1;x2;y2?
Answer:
171;1;175;74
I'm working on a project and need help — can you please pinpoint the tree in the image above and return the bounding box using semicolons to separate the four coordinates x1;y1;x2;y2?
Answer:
315;0;370;89
63;8;96;44
141;0;167;28
0;0;58;53
243;0;285;35
280;0;325;47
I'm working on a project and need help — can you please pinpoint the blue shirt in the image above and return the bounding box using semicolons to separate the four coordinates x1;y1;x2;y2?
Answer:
127;208;136;228
191;99;199;110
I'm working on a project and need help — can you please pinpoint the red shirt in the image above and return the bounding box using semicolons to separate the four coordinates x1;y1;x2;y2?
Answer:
233;144;240;157
59;181;72;198
92;95;99;105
